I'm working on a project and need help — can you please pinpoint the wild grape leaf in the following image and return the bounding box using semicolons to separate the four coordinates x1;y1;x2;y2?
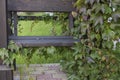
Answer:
80;7;86;15
92;3;101;14
94;16;103;26
0;49;9;59
112;13;120;22
86;57;95;63
85;0;95;5
96;0;100;3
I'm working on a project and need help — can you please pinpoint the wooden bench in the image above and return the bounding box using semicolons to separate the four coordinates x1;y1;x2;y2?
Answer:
0;65;13;80
0;0;78;48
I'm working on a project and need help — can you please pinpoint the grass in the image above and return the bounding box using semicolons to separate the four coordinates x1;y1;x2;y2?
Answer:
18;20;62;36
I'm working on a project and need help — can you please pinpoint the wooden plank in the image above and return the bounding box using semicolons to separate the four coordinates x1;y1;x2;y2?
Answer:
12;39;77;47
13;12;18;36
0;71;6;80
9;36;73;40
7;0;75;12
69;13;74;30
0;0;8;48
0;59;3;65
9;36;79;47
0;65;13;80
6;70;13;80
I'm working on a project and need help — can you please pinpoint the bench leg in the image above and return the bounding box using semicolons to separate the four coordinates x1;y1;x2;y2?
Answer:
9;58;16;71
13;58;16;71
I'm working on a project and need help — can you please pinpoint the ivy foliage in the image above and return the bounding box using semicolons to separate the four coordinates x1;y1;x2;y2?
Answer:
61;0;120;80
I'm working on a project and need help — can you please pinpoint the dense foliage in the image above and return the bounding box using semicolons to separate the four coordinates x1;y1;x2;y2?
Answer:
61;0;120;80
0;41;72;67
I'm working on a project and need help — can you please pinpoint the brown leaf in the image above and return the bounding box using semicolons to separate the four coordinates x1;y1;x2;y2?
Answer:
72;11;78;18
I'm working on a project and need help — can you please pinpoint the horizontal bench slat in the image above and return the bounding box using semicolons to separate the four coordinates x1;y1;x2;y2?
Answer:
9;36;79;47
0;66;13;80
0;0;8;48
12;39;78;47
9;36;73;40
7;0;75;12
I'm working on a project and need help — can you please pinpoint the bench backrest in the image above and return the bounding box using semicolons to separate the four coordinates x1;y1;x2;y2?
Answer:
8;0;75;12
0;0;75;48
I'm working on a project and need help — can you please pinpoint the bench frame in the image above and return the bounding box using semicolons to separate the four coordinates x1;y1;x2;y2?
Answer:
0;0;77;48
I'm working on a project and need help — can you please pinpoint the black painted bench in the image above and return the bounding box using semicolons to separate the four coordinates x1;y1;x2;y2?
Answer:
0;0;77;48
0;65;13;80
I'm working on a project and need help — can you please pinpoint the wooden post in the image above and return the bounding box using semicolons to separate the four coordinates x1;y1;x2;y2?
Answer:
0;0;8;48
13;12;18;36
0;65;13;80
69;13;74;30
8;0;74;12
0;59;3;65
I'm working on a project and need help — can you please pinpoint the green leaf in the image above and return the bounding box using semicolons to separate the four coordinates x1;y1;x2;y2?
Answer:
47;46;56;54
94;16;103;26
0;48;9;60
102;29;115;40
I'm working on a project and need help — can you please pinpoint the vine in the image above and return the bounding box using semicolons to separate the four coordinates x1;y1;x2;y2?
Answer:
61;0;120;80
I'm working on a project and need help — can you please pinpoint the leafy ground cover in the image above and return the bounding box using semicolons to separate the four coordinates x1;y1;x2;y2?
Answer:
13;47;72;64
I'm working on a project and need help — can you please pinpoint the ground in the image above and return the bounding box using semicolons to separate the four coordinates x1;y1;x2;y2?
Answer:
14;63;67;80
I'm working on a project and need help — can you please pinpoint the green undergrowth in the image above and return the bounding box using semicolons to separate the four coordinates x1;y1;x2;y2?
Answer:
18;21;62;36
13;50;65;64
17;12;69;36
10;46;73;65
